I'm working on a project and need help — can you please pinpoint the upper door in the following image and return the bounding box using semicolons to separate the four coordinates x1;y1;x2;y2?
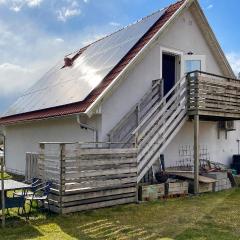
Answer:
162;54;176;96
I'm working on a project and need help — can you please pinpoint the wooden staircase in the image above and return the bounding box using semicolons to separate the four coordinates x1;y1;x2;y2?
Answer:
108;76;188;183
133;76;187;183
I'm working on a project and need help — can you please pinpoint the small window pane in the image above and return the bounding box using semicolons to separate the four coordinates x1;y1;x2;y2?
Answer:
185;60;201;74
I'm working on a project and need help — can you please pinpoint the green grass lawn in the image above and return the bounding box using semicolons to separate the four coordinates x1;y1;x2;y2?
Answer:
1;188;240;240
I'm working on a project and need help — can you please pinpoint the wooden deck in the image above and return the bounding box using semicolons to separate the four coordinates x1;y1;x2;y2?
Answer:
187;71;240;120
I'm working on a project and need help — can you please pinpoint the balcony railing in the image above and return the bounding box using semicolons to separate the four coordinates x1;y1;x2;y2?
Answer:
187;71;240;119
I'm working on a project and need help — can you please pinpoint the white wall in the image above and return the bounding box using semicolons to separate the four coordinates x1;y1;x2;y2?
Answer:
101;43;161;140
5;115;99;174
164;120;240;167
160;8;223;75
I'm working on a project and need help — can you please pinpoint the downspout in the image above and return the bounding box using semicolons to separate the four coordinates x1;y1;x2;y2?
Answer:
76;115;98;143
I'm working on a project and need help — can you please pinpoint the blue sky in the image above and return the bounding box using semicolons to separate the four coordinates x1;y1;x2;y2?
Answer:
0;0;239;114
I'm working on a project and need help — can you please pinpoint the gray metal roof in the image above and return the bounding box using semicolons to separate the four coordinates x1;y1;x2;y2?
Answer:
3;9;165;117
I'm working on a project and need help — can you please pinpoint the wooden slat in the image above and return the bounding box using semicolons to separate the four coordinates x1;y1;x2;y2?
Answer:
65;167;137;180
61;197;136;214
62;192;136;207
65;177;137;190
50;187;136;202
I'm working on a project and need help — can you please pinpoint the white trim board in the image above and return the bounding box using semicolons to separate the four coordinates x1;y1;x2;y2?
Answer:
160;46;183;80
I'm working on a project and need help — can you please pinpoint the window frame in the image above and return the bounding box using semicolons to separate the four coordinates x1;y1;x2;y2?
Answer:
181;55;206;76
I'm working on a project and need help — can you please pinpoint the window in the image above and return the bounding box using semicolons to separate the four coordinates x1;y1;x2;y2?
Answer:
181;55;206;77
185;60;201;73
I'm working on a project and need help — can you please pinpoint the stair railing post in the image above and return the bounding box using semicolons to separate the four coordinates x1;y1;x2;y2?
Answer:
193;72;199;195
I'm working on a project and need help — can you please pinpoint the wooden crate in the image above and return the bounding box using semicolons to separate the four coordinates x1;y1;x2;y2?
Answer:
165;181;188;196
188;181;213;194
139;184;165;201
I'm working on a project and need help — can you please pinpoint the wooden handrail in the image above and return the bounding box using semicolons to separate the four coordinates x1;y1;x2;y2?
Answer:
132;75;186;135
187;70;238;81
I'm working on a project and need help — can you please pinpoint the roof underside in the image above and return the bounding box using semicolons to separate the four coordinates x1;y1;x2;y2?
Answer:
0;0;185;125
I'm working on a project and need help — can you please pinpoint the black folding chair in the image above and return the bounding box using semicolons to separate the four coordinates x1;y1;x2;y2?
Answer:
13;178;42;198
25;181;52;218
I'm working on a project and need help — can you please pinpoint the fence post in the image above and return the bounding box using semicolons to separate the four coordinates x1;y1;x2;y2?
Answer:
59;143;65;214
1;157;5;228
39;144;45;181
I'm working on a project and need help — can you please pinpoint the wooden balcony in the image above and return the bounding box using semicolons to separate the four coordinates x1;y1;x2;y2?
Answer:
187;71;240;121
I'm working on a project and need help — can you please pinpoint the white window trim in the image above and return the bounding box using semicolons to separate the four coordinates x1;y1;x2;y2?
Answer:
181;55;206;76
160;46;183;80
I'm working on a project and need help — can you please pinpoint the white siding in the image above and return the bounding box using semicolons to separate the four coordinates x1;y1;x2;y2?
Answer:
101;43;160;140
164;120;240;167
5;116;99;174
160;9;223;74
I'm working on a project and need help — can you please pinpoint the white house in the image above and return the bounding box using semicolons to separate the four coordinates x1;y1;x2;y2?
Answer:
0;0;239;178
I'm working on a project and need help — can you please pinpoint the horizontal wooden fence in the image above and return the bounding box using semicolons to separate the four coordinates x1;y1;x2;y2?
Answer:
38;143;138;214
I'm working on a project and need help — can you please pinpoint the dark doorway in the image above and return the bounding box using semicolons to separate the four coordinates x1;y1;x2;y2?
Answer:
162;54;176;96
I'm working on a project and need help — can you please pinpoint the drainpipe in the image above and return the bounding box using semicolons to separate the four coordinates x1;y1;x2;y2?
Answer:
0;131;5;228
76;115;98;146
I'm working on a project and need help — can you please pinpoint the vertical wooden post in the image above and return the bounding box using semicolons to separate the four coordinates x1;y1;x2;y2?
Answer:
194;114;199;195
1;157;5;228
59;143;65;214
39;143;45;181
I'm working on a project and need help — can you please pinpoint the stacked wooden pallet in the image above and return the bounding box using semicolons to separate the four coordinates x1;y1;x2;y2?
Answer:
139;184;165;201
202;172;232;192
165;181;188;196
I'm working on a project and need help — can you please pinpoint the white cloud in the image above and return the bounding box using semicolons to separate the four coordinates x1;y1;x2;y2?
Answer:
1;0;43;12
109;22;121;27
207;4;213;10
26;0;43;7
0;63;38;95
56;0;81;22
226;53;240;76
55;38;64;43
